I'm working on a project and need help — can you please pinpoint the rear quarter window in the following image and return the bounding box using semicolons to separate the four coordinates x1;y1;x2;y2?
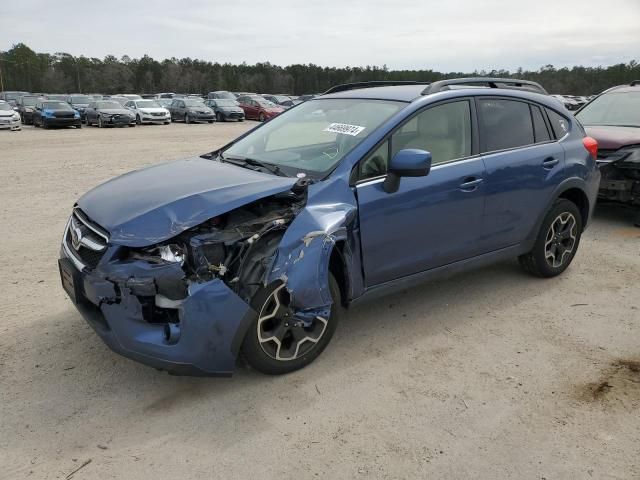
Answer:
546;109;570;138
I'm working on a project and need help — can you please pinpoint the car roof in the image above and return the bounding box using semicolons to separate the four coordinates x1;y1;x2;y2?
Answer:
602;84;640;94
322;84;426;102
321;84;560;111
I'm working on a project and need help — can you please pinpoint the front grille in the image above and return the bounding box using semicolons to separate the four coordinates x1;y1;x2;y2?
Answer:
64;208;109;270
54;111;75;118
150;112;165;116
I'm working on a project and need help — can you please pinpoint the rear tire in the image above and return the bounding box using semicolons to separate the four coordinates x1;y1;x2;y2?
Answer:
216;112;224;122
242;274;342;375
518;199;582;278
184;113;190;124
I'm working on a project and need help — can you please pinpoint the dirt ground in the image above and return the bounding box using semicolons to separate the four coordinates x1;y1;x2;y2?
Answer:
1;123;639;480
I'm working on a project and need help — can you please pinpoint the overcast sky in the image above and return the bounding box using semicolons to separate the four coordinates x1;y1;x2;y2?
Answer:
1;0;638;71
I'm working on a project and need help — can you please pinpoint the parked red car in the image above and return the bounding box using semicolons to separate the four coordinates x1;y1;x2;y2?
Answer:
575;80;640;226
237;95;284;121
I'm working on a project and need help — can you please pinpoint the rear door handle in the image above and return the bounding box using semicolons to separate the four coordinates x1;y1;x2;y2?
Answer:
459;177;484;191
542;157;559;169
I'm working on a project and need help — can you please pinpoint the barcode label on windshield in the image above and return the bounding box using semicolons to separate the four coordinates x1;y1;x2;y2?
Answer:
324;123;366;136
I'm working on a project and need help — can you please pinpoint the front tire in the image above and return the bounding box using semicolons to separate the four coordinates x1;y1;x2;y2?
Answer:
184;113;190;124
98;117;104;128
216;112;224;122
519;199;582;278
242;274;342;375
136;114;141;125
259;112;266;122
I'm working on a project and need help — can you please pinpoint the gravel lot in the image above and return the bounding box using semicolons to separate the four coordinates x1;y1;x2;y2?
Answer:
1;123;639;480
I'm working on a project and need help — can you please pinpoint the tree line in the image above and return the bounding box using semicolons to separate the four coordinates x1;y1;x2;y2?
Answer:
1;43;638;96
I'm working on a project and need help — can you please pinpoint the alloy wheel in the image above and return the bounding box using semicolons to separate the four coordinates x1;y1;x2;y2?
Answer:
544;212;577;268
257;284;328;361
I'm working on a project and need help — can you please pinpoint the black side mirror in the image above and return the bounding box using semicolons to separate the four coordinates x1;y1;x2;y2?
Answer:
383;149;432;194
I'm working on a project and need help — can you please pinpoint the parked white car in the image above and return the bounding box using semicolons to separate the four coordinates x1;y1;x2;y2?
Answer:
0;101;22;131
124;99;171;125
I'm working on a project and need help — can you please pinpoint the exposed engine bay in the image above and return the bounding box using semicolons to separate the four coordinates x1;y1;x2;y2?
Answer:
127;190;306;306
598;147;640;206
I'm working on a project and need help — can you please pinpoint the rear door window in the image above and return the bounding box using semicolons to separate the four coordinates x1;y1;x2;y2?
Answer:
478;99;535;152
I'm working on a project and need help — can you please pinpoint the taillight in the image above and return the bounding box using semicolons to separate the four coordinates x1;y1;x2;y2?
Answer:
583;136;598;159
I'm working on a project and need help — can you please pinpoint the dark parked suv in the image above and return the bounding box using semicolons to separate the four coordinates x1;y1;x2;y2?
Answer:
575;80;640;226
59;78;600;376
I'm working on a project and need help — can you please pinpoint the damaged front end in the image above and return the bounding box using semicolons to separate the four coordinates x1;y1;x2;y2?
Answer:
597;146;640;207
60;188;309;376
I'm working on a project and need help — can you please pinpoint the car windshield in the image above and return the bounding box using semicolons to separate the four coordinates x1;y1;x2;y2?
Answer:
46;95;67;101
44;102;72;110
21;97;39;106
184;99;205;107
257;100;278;108
71;95;92;104
96;101;122;109
223;98;404;178
4;92;25;101
576;92;640;127
214;91;236;100
137;100;161;108
0;103;12;111
216;99;236;107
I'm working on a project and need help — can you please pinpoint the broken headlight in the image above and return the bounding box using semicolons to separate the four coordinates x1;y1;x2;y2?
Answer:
158;244;185;264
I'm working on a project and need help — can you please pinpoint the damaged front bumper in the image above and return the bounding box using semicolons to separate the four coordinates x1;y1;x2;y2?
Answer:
59;246;256;376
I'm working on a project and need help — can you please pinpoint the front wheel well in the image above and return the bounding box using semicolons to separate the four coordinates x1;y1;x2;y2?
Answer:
557;187;589;230
329;241;349;307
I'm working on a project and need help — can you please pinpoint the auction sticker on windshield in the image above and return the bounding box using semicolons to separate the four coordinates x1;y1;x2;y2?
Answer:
324;123;366;136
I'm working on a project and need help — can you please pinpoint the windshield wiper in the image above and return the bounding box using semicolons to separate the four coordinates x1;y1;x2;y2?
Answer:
221;154;288;177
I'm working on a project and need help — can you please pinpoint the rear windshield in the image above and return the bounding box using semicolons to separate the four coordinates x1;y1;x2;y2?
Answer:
46;95;67;101
184;99;205;106
576;92;640;127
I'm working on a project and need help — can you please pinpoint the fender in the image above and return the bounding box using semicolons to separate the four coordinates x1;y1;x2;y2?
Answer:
265;179;359;315
522;176;592;251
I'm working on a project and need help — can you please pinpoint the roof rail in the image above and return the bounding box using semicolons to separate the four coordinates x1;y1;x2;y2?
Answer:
323;80;431;95
421;77;548;95
630;80;640;86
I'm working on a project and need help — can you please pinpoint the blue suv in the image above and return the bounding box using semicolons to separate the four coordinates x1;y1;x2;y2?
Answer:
59;78;600;376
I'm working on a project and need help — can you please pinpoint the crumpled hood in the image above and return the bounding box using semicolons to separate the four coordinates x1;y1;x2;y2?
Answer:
584;125;640;150
77;157;297;247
